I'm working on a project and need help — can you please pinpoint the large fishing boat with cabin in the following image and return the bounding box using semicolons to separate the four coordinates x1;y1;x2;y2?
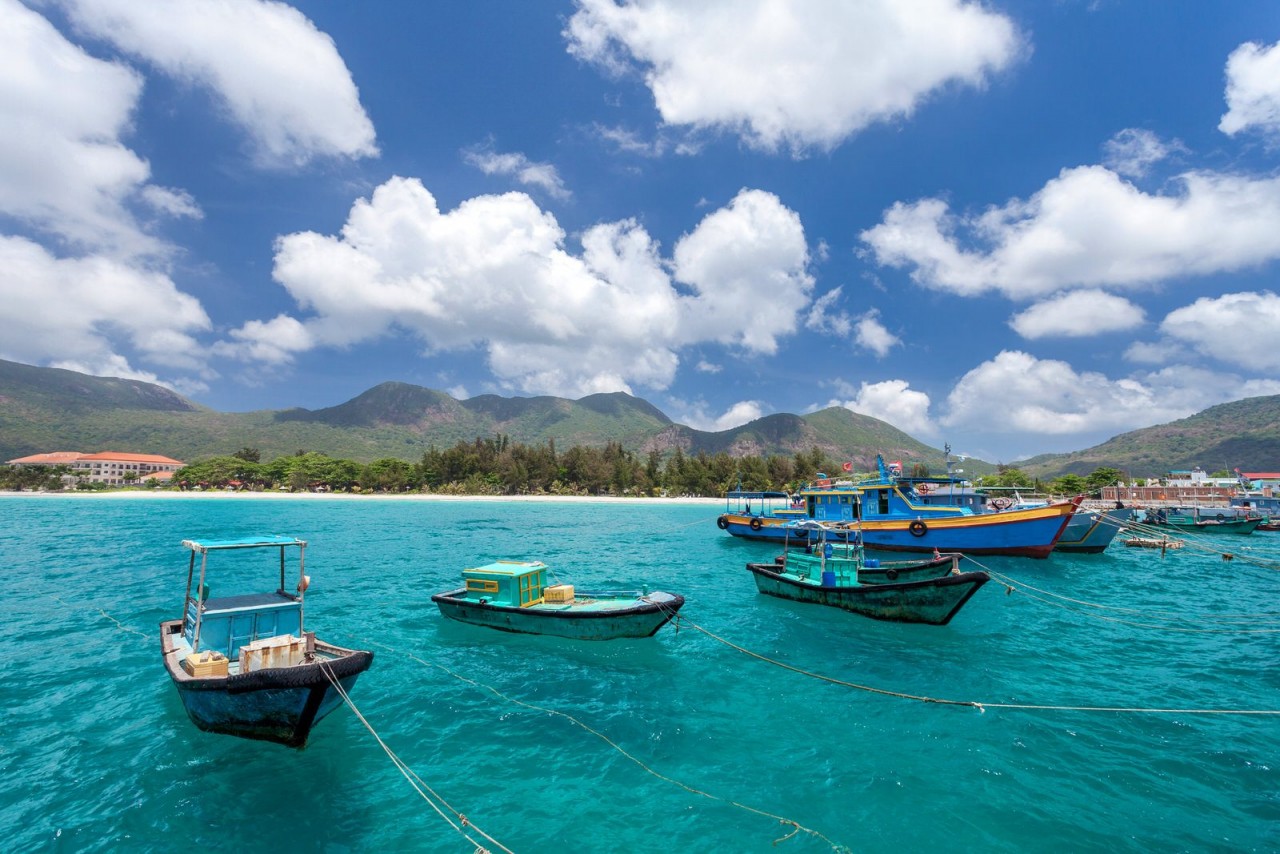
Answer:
717;456;1080;557
159;536;373;748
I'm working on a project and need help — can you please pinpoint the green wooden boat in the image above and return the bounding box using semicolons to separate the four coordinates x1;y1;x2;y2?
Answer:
776;521;961;583
1143;507;1260;535
432;559;684;640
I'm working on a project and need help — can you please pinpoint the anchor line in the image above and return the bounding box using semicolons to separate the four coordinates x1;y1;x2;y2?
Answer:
957;559;1280;631
355;637;849;854
318;662;512;854
654;604;1280;717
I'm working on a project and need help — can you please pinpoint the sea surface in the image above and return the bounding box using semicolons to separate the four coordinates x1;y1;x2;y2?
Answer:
1;495;1277;853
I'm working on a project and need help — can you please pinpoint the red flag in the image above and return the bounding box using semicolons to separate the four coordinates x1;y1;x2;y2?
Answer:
842;461;853;472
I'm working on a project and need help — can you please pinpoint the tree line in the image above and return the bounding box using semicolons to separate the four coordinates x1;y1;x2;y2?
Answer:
0;436;1142;498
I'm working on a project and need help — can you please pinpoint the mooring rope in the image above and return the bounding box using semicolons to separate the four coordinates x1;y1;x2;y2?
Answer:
318;662;511;854
358;637;849;853
957;558;1280;632
1119;518;1280;569
655;604;1280;717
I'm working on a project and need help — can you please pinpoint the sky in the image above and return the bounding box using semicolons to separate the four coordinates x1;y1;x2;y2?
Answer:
4;0;1280;464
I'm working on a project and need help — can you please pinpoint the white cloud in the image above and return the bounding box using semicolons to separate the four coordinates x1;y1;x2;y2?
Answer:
805;287;852;336
0;234;211;376
830;379;933;437
854;309;900;356
139;185;203;220
565;0;1021;153
57;0;377;167
233;178;812;397
695;360;722;374
1220;40;1280;140
1123;339;1188;365
1009;290;1145;339
1101;128;1182;178
862;166;1280;298
940;350;1233;438
464;143;571;200
1160;291;1280;371
0;0;160;255
678;400;765;432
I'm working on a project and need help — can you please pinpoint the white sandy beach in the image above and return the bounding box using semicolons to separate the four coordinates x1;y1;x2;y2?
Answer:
0;488;722;505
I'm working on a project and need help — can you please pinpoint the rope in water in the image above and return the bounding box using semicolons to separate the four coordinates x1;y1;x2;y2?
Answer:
318;662;511;854
358;637;849;853
958;557;1280;632
655;604;1280;717
1119;517;1280;569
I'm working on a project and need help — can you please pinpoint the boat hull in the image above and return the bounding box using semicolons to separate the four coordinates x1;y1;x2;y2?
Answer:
160;620;372;748
1053;508;1134;553
431;590;684;640
746;564;989;625
722;504;1073;557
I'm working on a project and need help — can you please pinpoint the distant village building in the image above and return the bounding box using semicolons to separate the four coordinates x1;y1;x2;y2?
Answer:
6;451;185;485
1101;466;1277;504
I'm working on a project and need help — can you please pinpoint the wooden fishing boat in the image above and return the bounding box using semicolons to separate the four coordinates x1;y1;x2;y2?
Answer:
1142;507;1260;535
717;456;1079;557
774;521;961;583
159;536;373;748
432;559;684;640
745;561;989;625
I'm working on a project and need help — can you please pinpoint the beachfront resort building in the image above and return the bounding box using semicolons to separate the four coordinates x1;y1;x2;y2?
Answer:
6;451;185;485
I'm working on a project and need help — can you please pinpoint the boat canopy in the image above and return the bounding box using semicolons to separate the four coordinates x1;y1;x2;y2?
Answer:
726;490;790;500
182;536;306;552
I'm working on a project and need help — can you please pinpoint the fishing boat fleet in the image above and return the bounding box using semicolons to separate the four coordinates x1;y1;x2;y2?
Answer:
158;453;1275;747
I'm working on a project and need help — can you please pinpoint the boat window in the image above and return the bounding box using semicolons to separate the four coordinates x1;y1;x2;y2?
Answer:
878;490;889;515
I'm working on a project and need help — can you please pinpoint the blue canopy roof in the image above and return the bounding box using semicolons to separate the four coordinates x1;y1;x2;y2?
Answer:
181;536;305;552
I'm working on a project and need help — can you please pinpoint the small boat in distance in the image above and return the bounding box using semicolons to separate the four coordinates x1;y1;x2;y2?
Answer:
746;522;989;625
775;520;961;584
159;536;373;748
432;559;684;640
1141;507;1260;535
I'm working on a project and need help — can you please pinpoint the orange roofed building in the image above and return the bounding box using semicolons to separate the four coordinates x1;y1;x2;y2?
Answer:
7;451;185;485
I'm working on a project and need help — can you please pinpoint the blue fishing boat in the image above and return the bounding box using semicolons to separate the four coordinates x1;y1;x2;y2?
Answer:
1229;492;1280;530
159;536;373;748
921;489;1132;554
718;456;1079;557
432;559;684;639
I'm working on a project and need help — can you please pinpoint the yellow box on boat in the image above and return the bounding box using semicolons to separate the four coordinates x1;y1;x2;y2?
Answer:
184;651;228;677
544;584;575;603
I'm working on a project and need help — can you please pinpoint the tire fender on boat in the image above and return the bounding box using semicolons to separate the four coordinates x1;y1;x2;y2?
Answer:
885;568;899;580
717;516;729;530
1216;513;1225;522
908;520;928;537
750;517;762;531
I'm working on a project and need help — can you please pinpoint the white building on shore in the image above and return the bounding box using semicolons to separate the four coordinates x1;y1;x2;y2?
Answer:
7;451;185;485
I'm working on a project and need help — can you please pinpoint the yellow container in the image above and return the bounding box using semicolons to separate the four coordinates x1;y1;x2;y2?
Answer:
184;651;228;677
544;584;575;603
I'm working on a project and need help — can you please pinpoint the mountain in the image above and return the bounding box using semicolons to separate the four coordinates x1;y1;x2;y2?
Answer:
1;359;960;469
1018;395;1280;478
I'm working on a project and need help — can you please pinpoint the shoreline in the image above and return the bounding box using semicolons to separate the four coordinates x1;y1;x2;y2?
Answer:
0;489;723;505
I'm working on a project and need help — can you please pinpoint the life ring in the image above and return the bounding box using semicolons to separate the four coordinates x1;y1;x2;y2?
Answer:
885;568;899;580
916;483;931;494
990;497;1012;510
750;517;762;531
716;516;729;530
909;520;927;537
1216;513;1225;522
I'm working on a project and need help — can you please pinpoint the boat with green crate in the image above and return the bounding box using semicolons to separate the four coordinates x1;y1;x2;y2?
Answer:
431;559;684;639
159;536;373;748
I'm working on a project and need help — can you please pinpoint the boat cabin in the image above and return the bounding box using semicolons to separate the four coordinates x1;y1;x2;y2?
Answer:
460;560;558;607
724;488;803;520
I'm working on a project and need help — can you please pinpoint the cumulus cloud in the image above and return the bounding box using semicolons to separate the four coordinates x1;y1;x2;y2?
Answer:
830;379;934;437
0;235;211;377
854;310;900;356
862;166;1280;298
565;0;1021;152
226;178;811;397
139;185;203;220
1220;40;1280;140
1009;290;1145;339
57;0;377;166
464;143;571;200
941;350;1223;438
0;0;160;255
1101;128;1183;178
805;287;853;336
678;399;765;432
1160;291;1280;371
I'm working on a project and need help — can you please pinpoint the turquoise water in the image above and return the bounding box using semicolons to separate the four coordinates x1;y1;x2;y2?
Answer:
2;495;1278;853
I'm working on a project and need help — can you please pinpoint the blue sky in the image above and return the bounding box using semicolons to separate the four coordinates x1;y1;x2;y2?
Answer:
4;0;1280;463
